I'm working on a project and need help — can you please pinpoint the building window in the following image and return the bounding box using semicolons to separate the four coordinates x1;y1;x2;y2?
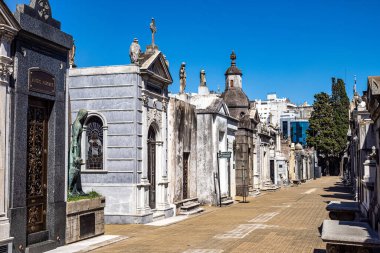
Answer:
230;79;234;87
86;116;103;170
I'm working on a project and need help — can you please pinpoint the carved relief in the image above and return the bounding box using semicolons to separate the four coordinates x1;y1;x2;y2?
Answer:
147;105;162;127
140;94;149;106
34;0;52;20
0;62;13;80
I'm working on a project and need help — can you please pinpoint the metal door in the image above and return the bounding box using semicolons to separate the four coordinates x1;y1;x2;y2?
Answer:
148;127;156;209
183;153;189;199
26;99;48;235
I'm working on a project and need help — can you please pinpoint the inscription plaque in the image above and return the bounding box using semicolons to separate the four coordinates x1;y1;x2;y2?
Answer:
29;69;55;95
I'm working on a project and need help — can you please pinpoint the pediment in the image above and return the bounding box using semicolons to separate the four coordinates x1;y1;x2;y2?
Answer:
141;51;173;84
0;2;20;31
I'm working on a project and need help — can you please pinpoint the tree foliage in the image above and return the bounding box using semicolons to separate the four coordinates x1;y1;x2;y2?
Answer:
306;92;335;157
306;78;350;175
330;78;350;157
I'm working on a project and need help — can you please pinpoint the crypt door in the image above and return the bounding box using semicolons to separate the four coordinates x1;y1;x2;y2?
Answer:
148;127;156;209
270;160;275;183
183;152;190;200
26;99;49;235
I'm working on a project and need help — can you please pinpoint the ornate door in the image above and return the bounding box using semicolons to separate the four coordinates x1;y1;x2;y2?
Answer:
26;99;48;235
183;153;189;200
148;127;156;209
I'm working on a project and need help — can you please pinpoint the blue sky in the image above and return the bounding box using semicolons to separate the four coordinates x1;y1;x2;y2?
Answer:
5;0;380;104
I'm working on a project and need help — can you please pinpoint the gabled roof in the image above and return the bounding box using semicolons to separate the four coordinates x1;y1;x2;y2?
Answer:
0;1;20;33
140;50;173;85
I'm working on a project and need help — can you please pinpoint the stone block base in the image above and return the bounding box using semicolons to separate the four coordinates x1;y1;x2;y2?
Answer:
66;197;105;244
105;212;153;224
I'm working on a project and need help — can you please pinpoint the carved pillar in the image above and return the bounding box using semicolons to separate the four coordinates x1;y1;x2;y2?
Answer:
157;99;170;212
0;27;16;248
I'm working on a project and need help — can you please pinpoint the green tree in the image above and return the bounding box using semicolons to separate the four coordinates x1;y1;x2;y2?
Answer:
307;92;335;158
330;78;350;157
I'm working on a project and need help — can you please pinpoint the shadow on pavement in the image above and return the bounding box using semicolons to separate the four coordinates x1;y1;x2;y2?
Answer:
320;193;354;200
313;249;326;253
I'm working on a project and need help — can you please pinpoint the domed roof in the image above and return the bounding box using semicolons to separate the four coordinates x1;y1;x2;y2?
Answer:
221;88;250;108
225;51;242;76
295;143;303;150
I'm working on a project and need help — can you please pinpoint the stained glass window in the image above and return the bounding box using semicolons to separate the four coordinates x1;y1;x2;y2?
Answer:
86;116;103;170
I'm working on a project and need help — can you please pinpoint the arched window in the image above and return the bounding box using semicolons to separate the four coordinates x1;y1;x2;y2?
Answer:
85;116;103;170
230;79;234;88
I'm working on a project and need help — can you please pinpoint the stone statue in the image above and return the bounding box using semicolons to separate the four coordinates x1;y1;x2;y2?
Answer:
150;18;157;47
200;70;206;86
69;40;76;68
367;146;377;161
179;62;186;94
129;38;141;64
68;109;88;196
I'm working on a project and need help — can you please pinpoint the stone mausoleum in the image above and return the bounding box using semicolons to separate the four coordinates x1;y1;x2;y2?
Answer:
1;0;73;252
68;22;174;224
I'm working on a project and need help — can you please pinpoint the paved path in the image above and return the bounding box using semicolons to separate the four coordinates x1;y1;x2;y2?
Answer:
90;176;352;253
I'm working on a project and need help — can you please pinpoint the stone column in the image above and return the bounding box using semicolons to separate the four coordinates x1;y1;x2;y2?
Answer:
0;28;16;250
156;100;170;213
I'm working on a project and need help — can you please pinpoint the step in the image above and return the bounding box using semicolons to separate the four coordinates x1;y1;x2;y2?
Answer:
179;207;204;216
174;197;199;208
26;240;57;253
221;199;234;206
180;202;200;211
152;212;165;222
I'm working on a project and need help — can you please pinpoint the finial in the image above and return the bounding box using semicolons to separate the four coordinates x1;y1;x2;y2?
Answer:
230;50;236;66
150;18;157;47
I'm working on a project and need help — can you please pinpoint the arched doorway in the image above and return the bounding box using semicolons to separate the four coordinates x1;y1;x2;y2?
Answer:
148;126;156;209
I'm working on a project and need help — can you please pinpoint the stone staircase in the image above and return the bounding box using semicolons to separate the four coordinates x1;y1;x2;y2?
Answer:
220;195;234;206
175;198;204;215
249;187;261;197
261;180;280;191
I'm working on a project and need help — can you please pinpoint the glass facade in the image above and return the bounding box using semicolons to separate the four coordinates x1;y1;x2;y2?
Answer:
290;121;309;146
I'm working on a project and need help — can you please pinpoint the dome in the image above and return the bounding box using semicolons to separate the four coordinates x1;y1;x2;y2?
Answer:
221;88;249;108
295;143;303;150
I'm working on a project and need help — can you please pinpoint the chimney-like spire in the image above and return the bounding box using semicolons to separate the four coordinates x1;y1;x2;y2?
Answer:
230;50;236;66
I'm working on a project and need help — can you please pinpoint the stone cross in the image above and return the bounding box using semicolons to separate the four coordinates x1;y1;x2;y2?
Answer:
150;18;157;47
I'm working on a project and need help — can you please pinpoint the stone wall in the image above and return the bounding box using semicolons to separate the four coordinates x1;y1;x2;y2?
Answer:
68;66;143;223
167;98;197;203
66;197;105;244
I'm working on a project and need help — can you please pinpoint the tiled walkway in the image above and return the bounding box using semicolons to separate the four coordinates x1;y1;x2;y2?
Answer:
90;177;351;253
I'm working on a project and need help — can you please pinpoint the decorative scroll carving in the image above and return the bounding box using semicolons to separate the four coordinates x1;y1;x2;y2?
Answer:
162;99;168;112
147;106;162;127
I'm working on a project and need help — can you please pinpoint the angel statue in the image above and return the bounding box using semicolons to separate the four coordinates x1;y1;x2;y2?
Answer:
129;38;141;64
200;70;207;86
179;62;186;94
69;40;76;68
68;109;88;196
